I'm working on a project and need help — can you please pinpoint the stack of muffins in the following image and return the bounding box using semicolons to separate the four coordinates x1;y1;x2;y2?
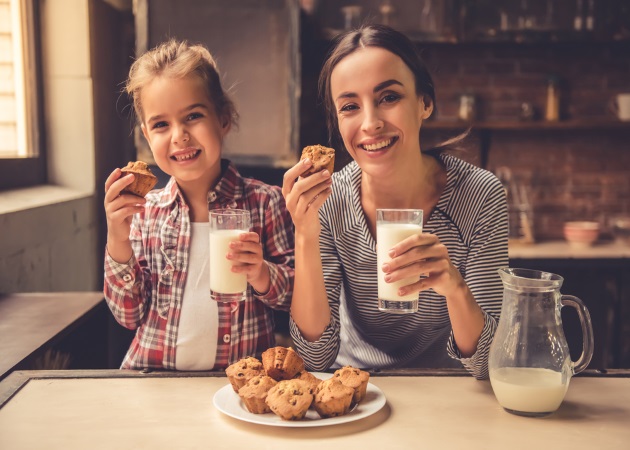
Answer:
225;346;370;421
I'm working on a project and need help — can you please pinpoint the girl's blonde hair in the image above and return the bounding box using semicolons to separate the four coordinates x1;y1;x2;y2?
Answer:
126;39;238;128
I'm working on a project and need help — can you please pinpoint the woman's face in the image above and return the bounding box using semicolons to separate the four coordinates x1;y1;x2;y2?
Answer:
330;47;433;176
140;74;228;190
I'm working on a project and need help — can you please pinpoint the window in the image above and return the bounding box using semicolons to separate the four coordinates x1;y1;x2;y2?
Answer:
0;0;44;190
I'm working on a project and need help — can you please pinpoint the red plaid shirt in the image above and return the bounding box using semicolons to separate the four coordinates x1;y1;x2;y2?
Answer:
104;160;294;370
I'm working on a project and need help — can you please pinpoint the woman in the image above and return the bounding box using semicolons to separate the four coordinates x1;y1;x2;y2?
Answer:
282;25;507;379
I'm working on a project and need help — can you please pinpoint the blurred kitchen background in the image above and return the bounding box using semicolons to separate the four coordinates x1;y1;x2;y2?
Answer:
1;0;629;372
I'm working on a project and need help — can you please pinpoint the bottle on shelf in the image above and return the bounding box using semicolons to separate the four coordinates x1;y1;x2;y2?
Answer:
545;75;560;122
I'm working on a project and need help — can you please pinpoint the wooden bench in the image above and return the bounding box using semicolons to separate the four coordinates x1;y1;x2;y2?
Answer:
0;292;106;381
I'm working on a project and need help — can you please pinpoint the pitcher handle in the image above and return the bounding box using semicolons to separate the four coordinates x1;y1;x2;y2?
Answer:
561;295;594;374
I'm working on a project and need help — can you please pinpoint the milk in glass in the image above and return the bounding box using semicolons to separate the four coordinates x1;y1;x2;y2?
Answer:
209;209;250;302
376;209;423;313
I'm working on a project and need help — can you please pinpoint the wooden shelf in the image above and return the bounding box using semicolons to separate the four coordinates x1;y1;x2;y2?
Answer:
423;119;630;131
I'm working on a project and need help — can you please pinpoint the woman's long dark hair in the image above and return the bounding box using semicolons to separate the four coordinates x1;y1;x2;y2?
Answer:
318;24;465;155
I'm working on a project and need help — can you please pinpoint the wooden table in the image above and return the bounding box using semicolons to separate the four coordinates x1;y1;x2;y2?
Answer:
0;292;105;380
0;369;628;449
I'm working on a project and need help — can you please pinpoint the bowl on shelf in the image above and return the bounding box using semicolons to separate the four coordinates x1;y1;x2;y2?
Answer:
611;216;630;246
563;221;600;247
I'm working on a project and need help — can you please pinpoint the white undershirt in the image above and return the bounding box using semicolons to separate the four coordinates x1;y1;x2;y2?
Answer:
175;222;218;370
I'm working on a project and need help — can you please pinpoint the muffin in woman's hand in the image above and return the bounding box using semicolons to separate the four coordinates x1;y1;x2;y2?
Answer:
120;161;157;197
238;375;278;414
225;357;265;393
333;366;370;403
265;379;314;420
262;346;305;381
300;144;335;177
313;377;354;418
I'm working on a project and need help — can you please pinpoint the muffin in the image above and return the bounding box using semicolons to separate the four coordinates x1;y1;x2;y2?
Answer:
293;370;322;395
261;346;305;381
333;366;370;403
120;161;158;197
238;375;278;414
265;379;314;421
313;377;354;418
300;144;335;177
225;357;265;393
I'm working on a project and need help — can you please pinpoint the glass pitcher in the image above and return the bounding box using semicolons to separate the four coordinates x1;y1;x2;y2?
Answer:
489;268;594;417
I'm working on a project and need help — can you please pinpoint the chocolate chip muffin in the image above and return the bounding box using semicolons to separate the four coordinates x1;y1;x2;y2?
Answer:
238;375;278;414
313;377;355;418
265;379;314;420
261;346;305;381
300;144;335;177
225;357;265;393
333;366;370;404
120;161;157;197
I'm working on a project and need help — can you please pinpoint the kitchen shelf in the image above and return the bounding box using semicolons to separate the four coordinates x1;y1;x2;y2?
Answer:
424;119;630;131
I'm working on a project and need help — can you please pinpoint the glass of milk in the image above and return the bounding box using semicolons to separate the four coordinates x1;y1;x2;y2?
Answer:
376;209;423;314
209;209;251;302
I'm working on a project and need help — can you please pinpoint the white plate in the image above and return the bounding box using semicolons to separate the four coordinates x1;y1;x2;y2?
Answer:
213;372;386;427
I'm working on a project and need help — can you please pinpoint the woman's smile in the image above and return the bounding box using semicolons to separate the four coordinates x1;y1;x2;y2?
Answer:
359;136;399;152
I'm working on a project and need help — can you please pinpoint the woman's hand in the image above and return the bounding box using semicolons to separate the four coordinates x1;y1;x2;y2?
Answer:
104;168;146;263
381;232;467;299
281;158;333;237
228;232;270;294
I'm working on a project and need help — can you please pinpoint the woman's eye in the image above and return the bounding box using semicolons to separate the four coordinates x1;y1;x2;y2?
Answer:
339;103;358;113
380;93;401;104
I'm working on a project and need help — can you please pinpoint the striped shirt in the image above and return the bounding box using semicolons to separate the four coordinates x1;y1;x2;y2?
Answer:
289;154;508;379
104;160;294;370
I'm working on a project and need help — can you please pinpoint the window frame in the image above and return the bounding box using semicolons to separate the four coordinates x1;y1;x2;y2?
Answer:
0;0;45;191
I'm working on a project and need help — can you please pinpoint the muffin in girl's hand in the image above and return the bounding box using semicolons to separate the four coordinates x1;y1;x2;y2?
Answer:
313;377;354;418
120;161;157;197
333;366;370;403
225;357;265;393
262;346;305;381
238;375;278;414
265;379;314;420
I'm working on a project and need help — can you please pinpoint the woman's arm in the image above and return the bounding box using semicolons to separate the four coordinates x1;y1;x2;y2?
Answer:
281;159;333;340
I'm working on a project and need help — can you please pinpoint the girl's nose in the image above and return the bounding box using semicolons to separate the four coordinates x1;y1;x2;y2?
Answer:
172;125;190;144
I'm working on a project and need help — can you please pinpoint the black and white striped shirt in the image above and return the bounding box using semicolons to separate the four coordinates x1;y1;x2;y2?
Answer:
290;154;508;379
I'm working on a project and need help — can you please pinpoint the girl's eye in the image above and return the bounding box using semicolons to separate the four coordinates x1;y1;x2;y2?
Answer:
152;121;168;130
187;112;203;121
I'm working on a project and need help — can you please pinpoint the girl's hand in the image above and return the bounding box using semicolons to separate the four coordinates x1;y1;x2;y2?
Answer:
228;232;270;294
381;232;467;299
281;158;333;237
104;168;146;244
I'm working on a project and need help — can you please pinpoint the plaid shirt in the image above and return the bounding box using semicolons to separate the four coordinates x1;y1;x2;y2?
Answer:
104;160;294;370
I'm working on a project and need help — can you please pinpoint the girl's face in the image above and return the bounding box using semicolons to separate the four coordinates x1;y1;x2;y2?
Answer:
330;47;433;177
140;75;229;190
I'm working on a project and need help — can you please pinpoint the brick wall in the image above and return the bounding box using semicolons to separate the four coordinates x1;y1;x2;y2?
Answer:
418;42;630;240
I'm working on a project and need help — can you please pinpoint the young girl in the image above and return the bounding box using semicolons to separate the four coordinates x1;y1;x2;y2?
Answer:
282;25;508;379
104;39;294;371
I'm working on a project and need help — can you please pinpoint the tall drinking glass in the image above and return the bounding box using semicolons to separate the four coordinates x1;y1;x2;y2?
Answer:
209;209;251;302
376;209;423;313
